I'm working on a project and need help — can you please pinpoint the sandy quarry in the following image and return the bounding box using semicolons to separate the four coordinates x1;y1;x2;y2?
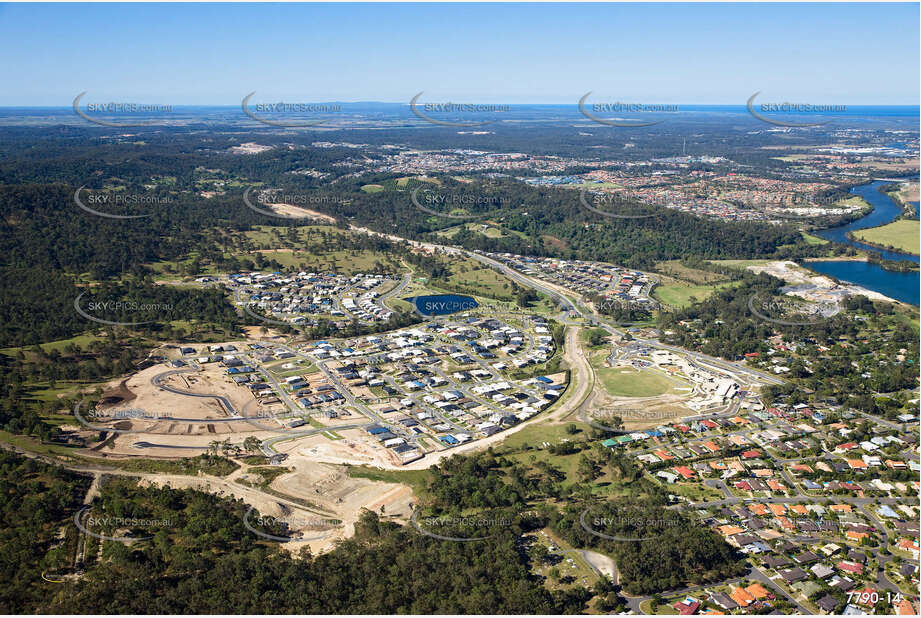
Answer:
132;465;397;554
271;461;414;530
135;458;414;554
748;260;897;304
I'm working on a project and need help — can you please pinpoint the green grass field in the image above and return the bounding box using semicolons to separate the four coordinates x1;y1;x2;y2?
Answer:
595;367;679;397
852;219;920;255
149;224;410;276
497;421;589;453
653;281;737;308
1;333;104;357
436;222;509;239
395;176;440;187
655;261;729;285
801;232;830;246
442;261;518;300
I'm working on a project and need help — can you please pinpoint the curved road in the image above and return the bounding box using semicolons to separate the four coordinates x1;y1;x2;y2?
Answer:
151;364;240;417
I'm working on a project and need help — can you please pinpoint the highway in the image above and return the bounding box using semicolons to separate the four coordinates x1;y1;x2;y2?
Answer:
465;249;784;389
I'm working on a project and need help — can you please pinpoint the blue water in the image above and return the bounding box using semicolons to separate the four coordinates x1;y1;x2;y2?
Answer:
807;260;919;306
815;180;919;262
809;180;919;306
1;104;918;128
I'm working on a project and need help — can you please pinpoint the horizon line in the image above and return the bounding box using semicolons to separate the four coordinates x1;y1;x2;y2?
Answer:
2;102;919;109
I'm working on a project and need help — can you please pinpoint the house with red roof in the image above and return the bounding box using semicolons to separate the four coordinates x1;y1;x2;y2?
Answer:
673;599;700;615
896;598;917;615
837;561;863;574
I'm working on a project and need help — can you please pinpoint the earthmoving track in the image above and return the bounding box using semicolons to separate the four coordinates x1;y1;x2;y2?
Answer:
150;364;241;418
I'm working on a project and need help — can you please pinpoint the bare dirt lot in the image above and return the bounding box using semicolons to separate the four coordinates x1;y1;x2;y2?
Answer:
105;363;246;421
97;379;137;408
260;202;336;223
274;431;398;468
273;462;413;522
589;395;692;431
256;458;415;553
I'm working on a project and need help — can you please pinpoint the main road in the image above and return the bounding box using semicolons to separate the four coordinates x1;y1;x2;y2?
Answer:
464;250;783;388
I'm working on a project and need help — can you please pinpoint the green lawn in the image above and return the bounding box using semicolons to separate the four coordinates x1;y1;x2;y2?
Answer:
639;599;680;615
1;333;104;357
801;232;830;246
441;260;519;301
0;430;85;459
654;281;737;308
655;261;729;285
498;421;589;453
852;219;920;255
595;367;678;397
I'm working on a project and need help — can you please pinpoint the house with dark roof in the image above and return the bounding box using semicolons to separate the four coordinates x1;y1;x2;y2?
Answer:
793;551;819;564
762;554;791;569
779;567;808;583
816;595;838;613
708;592;738;611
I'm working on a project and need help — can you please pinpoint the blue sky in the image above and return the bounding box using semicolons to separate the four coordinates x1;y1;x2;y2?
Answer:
1;2;918;105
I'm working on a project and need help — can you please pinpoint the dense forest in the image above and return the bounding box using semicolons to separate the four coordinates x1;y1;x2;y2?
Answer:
0;450;589;614
0;450;91;613
418;450;745;595
0;445;746;613
551;502;746;595
659;274;919;417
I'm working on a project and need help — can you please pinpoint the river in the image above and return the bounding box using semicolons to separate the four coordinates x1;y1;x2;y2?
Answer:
807;180;919;306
